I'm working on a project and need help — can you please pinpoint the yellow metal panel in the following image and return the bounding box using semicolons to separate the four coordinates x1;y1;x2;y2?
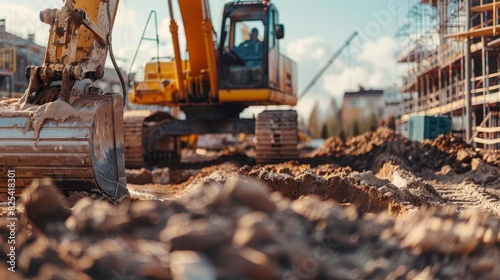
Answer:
129;81;175;105
73;0;118;62
178;0;208;77
447;26;500;39
142;60;191;84
471;1;500;13
218;89;297;106
219;89;270;102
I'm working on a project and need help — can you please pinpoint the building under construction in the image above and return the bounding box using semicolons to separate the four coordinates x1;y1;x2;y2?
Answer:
397;0;500;147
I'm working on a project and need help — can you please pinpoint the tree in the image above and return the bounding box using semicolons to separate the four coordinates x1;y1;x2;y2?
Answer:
325;97;341;137
321;123;328;139
368;113;378;131
339;129;346;141
353;121;360;136
379;117;386;127
307;102;322;138
387;115;396;130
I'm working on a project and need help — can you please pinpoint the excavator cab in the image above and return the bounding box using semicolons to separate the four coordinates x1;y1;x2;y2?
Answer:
219;2;284;89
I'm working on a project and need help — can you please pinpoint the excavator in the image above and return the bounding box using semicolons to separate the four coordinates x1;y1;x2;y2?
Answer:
0;0;297;198
125;0;298;168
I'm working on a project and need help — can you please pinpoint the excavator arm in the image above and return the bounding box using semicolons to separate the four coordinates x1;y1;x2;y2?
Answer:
0;0;129;198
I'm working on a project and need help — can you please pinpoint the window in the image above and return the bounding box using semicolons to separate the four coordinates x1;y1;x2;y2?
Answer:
219;7;266;89
233;21;264;54
268;11;275;49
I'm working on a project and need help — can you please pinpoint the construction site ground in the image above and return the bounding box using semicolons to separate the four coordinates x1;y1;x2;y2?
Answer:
2;127;500;279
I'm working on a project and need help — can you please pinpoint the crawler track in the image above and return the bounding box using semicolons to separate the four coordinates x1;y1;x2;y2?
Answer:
433;182;500;216
255;110;298;163
123;110;151;168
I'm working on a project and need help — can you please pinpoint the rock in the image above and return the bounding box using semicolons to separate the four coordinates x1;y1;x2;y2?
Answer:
178;178;229;214
170;251;216;280
21;178;71;234
225;175;276;213
65;198;130;234
160;213;233;252
152;168;170;184
125;168;152;184
36;264;92;280
456;149;475;163
214;246;277;280
233;211;276;247
470;158;500;186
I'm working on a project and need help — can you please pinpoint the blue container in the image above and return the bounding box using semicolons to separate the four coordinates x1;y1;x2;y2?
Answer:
408;115;452;141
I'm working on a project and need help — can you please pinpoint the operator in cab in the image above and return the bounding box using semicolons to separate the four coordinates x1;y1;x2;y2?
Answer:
238;27;263;55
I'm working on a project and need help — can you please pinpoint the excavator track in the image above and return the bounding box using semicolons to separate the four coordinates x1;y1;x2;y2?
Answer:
123;110;181;169
255;110;298;164
124;110;152;169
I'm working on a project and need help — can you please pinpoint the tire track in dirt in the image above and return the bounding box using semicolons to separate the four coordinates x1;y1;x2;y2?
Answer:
432;182;500;216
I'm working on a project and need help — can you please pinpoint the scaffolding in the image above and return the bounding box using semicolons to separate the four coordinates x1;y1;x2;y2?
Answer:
397;0;500;147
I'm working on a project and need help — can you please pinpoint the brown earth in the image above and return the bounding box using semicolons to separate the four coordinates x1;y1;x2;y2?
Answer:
2;126;500;279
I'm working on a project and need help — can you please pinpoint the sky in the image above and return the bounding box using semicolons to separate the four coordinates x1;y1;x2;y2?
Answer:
0;0;413;121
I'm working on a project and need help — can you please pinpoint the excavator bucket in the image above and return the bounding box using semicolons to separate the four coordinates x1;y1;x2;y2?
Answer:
0;94;129;198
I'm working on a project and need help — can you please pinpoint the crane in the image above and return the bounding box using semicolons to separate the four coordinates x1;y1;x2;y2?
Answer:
299;31;359;100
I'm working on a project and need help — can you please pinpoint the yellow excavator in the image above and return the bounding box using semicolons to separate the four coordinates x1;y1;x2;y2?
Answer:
125;0;298;168
0;0;297;198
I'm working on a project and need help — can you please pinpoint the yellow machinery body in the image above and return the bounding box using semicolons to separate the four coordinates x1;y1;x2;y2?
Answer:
125;0;299;167
129;1;297;110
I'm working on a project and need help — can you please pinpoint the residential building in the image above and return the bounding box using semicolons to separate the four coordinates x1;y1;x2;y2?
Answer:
0;19;45;97
341;87;384;136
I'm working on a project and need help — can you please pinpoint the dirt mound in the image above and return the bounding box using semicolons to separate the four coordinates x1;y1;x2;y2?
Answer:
317;127;403;157
237;164;444;216
316;128;500;186
482;150;500;167
125;168;199;185
4;178;500;279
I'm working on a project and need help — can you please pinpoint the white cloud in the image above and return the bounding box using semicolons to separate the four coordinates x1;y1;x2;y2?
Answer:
321;36;398;100
294;36;398;123
357;36;398;71
285;36;329;62
114;4;138;30
0;4;52;45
